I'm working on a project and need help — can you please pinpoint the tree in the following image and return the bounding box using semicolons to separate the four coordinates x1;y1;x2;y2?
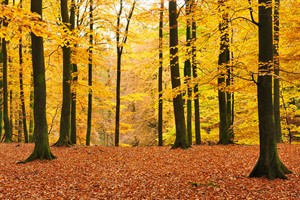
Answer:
54;0;73;146
86;0;93;146
217;0;234;144
19;0;55;162
1;0;11;143
70;0;77;144
18;0;29;143
191;0;200;145
158;0;164;146
273;0;282;143
184;0;192;146
169;0;189;149
115;0;136;146
249;0;291;179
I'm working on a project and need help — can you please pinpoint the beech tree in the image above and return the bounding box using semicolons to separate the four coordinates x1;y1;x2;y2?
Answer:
54;0;73;146
158;0;164;146
184;0;192;145
217;0;234;144
273;0;282;143
19;0;55;162
70;0;77;144
1;0;10;143
169;0;189;149
191;0;200;145
115;0;136;146
86;0;93;146
249;0;291;179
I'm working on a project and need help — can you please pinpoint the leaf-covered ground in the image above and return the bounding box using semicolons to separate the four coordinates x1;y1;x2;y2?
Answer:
0;143;300;199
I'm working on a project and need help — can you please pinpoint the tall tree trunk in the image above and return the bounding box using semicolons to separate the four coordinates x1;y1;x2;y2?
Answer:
0;32;3;141
86;0;93;146
55;0;73;146
217;0;233;144
158;0;164;146
249;0;291;179
18;0;29;143
184;0;192;146
191;0;201;145
115;0;136;147
19;0;55;162
70;0;77;144
169;0;189;149
273;0;282;143
2;0;10;143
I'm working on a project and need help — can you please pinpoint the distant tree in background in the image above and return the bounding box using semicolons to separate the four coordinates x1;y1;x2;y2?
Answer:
86;0;93;146
115;0;136;147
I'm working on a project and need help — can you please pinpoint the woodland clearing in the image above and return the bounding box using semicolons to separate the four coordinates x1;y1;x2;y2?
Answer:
0;143;300;199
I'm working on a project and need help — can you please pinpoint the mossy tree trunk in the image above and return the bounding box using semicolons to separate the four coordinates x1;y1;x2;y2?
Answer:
158;0;164;146
54;0;73;146
19;0;55;162
249;0;291;179
169;0;189;149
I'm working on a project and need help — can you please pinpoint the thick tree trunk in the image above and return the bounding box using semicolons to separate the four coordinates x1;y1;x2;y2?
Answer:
19;0;55;162
169;0;189;149
55;0;73;146
158;0;164;146
249;0;291;179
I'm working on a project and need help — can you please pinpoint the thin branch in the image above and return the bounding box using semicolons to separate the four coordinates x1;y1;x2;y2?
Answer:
248;0;259;26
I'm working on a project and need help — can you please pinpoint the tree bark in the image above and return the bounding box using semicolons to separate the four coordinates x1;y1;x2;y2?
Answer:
273;0;282;143
86;0;93;146
54;0;73;146
217;0;233;145
169;0;189;149
18;2;29;142
184;0;192;146
191;1;201;145
19;0;55;162
115;0;136;147
249;0;291;179
70;0;77;144
158;0;164;146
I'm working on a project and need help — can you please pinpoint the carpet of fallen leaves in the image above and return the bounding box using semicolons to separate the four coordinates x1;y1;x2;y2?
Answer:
0;143;300;199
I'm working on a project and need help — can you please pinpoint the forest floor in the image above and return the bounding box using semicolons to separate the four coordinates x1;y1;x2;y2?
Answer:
0;143;300;199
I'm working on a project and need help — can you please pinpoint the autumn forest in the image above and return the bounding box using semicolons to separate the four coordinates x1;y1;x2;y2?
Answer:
1;0;300;196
